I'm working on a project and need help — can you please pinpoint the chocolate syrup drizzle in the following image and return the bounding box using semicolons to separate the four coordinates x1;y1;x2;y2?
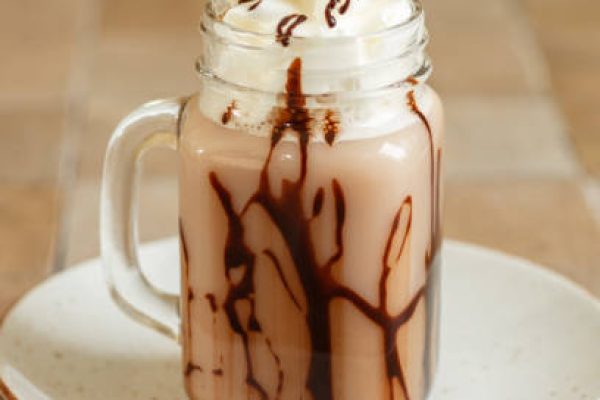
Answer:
248;0;262;11
192;58;442;400
323;109;339;146
180;221;204;380
239;0;261;10
276;14;308;47
205;293;218;313
325;0;351;28
221;101;236;125
406;80;442;258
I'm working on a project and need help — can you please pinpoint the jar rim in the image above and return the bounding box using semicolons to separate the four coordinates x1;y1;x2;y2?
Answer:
196;0;431;97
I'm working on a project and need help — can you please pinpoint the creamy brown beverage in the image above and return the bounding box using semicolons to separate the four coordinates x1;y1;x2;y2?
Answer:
176;0;444;397
179;93;443;400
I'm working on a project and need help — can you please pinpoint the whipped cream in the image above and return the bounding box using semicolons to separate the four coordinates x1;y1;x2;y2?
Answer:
198;0;431;141
221;0;414;37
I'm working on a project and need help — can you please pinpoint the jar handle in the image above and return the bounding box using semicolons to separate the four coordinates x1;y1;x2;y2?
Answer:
100;98;187;341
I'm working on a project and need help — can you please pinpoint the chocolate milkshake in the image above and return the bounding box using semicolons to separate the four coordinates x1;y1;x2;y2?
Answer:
178;1;443;399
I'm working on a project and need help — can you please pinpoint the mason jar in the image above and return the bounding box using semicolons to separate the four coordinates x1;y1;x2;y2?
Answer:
101;1;444;399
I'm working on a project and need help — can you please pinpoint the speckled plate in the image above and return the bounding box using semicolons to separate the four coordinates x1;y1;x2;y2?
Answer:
1;239;599;400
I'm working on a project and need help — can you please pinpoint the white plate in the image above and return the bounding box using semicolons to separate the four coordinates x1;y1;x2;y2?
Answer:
1;239;598;400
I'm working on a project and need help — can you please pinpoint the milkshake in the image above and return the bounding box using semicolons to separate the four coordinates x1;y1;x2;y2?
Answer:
178;1;443;399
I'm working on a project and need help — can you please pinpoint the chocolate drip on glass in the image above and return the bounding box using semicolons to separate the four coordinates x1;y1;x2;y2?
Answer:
323;110;339;146
221;101;236;125
276;14;308;47
406;78;442;259
202;59;442;400
205;293;218;313
325;0;352;28
248;0;262;11
180;221;205;381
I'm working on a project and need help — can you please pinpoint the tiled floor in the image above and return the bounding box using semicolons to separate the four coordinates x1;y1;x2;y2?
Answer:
0;185;58;316
443;95;579;179
446;179;600;295
0;0;80;313
522;0;600;176
1;0;599;316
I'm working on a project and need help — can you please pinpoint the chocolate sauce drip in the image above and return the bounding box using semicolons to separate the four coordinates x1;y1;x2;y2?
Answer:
180;220;202;382
312;187;325;217
325;0;337;28
325;0;351;28
406;78;443;395
266;338;285;399
276;14;307;47
406;85;439;261
179;219;190;267
339;0;351;15
185;363;204;376
248;0;262;11
209;172;273;399
221;101;236;125
212;368;224;376
324;110;339;146
405;76;419;86
405;77;442;255
379;198;417;400
263;249;302;310
202;58;440;400
205;293;218;313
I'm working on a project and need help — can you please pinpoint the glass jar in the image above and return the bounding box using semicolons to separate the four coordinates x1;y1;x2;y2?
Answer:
101;1;443;399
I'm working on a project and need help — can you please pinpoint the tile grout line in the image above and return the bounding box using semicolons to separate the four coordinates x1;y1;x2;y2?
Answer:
506;0;586;178
581;179;600;230
51;0;100;272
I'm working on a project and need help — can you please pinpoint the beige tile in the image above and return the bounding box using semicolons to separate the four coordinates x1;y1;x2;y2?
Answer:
79;32;197;180
425;0;548;96
523;0;600;29
444;95;579;179
423;0;509;24
0;0;81;316
538;38;600;176
553;70;600;176
522;0;600;176
100;0;204;35
533;27;600;71
93;33;199;104
0;0;80;101
0;184;58;316
72;0;216;259
0;107;65;183
445;179;600;296
66;177;178;266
